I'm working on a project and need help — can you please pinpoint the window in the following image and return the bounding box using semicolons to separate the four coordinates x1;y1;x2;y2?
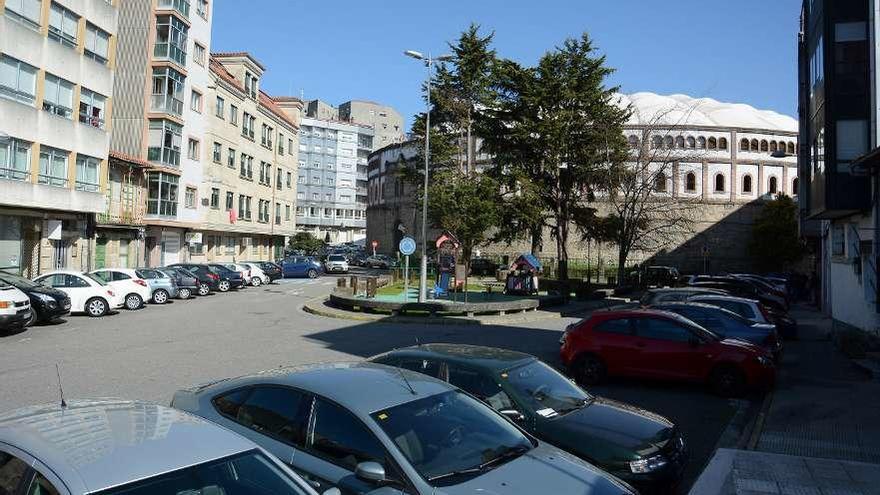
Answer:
664;136;674;149
196;0;208;19
0;55;37;104
627;135;639;149
311;398;386;470
654;172;667;192
242;112;255;139
230;104;238;125
225;191;234;210
192;41;206;67
832;225;845;256
760;140;769;152
276;168;283;190
157;0;190;16
79;88;107;129
154;15;188;66
275;203;281;224
240;154;248;178
215;387;311;447
708;137;717;150
42;73;74;118
792;177;799;195
225;236;235;253
742;174;753;194
214;96;225;118
0;451;30;494
0;137;31;181
448;365;515;410
770;141;778;153
286;171;292;188
288;138;294;155
595;318;633;335
151;67;185;116
674;136;685;149
685;172;697;192
85;23;110;64
148;119;182;167
740;139;749;151
787;142;795;155
48;2;78;47
279;133;285;154
212;142;221;163
190;90;202;112
769;176;778;194
697;136;706;149
187;138;199;160
38;146;68;187
297;175;305;184
146;172;179;217
714;173;725;192
210;188;219;209
227;148;235;168
285;204;290;221
719;137;728;150
5;0;42;27
837;120;867;167
636;318;691;342
750;139;759;152
75;155;100;192
259;161;271;185
185;186;196;208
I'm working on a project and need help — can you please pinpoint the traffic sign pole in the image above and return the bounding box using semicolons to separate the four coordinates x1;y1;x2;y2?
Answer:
404;255;410;302
398;236;417;302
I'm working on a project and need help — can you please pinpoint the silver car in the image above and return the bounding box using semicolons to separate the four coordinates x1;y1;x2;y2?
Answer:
0;398;337;495
135;268;179;304
172;362;635;495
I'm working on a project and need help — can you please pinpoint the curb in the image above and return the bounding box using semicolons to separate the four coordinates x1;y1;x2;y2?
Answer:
745;389;775;450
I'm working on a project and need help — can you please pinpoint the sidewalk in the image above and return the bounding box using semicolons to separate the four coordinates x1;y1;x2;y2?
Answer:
690;304;880;494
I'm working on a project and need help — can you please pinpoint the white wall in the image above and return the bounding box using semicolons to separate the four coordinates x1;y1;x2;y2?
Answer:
181;5;213;224
826;215;880;333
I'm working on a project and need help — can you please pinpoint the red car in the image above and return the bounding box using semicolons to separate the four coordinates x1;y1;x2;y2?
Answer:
560;309;775;396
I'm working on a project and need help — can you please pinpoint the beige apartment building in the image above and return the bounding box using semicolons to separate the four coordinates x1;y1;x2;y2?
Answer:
193;52;301;262
0;0;118;276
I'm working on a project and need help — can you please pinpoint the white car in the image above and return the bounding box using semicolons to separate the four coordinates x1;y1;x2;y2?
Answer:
324;254;349;274
221;263;253;286
89;268;153;310
688;294;772;324
0;283;31;331
241;262;270;286
33;271;124;317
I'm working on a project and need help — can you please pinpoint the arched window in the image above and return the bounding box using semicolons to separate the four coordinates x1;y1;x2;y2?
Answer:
770;141;778;153
654;172;667;192
628;135;639;149
685;172;697;192
719;137;728;150
708;137;717;149
740;139;750;151
760;140;769;152
742;174;753;193
792;177;799;194
652;136;663;149
769;176;778;194
714;173;725;192
750;139;759;152
675;136;685;149
697;137;707;149
664;136;674;149
787;142;796;154
686;136;696;149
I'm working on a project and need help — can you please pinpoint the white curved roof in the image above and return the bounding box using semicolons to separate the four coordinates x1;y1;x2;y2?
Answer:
616;92;797;133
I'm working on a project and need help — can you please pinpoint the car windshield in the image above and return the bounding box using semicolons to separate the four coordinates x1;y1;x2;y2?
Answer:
503;360;591;417
371;390;532;486
328;255;345;261
83;273;107;286
91;450;309;495
0;271;40;289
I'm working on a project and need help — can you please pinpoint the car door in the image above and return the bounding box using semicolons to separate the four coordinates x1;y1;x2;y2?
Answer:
589;317;640;376
632;317;701;380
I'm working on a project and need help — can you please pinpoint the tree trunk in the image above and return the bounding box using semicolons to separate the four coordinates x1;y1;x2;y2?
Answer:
557;220;569;281
530;224;542;255
616;247;628;289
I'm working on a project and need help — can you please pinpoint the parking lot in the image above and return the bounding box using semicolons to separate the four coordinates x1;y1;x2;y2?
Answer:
0;275;752;493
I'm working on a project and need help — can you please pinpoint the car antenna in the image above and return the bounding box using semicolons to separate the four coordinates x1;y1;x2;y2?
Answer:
396;365;417;395
56;363;67;408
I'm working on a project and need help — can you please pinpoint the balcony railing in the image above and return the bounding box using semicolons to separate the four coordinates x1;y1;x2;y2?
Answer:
156;0;190;17
150;95;183;117
0;169;29;181
153;42;187;66
37;174;68;188
75;181;100;193
97;198;146;225
79;111;105;129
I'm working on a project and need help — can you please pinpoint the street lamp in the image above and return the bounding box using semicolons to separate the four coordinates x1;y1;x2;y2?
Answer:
404;49;453;302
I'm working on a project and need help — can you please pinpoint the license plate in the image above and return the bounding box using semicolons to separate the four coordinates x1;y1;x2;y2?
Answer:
20;310;31;319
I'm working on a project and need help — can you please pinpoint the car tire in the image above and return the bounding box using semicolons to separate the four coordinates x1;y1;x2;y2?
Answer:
125;293;143;310
573;354;607;386
26;308;38;327
710;365;746;397
85;297;108;317
152;289;169;304
178;287;192;299
198;283;210;296
251;277;262;287
307;269;318;279
218;280;230;292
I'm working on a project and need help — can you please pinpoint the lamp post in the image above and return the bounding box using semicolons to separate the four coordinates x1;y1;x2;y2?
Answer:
404;50;453;302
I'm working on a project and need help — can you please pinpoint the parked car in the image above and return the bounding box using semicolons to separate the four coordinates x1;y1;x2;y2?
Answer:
207;263;246;291
689;276;788;311
0;399;336;495
324;254;349;274
642;266;681;288
170;263;222;296
157;266;199;299
369;344;687;492
172;362;637;495
0;271;69;326
0;282;31;332
131;268;179;304
687;294;799;340
560;309;776;396
639;287;728;306
282;256;322;278
33;271;124;317
240;262;270;286
365;254;398;269
219;262;254;286
245;260;283;282
648;302;783;360
469;258;499;276
89;268;153;310
349;252;368;267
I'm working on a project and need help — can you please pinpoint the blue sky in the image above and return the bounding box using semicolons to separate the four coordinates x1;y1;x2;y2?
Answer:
211;0;801;131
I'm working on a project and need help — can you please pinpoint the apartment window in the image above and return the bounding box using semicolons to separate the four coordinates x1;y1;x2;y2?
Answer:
242;112;255;139
325;193;333;201
196;0;208;19
0;137;31;181
286;171;292;188
213;97;225;120
297;176;305;184
42;73;74;118
267;126;273;148
154;15;188;66
288;138;294;155
210;188;219;209
184;186;196;208
211;142;221;163
837;120;868;169
0;55;37;105
75;155;100;192
339;194;350;202
324;208;332;218
190;90;202;112
275;203;281;225
311;193;318;200
78;88;107;129
184;138;198;161
296;206;304;216
285;205;290;221
157;0;190;17
296;192;304;200
259;161;270;185
225;236;235;254
85;23;111;64
227;148;235;168
147;119;183;167
311;177;319;185
48;2;79;48
276;168;283;190
279;133;285;154
193;42;206;66
147;172;179;217
151;67;185;116
260;123;269;146
230;104;238;125
37;146;69;187
244;71;257;99
225;191;233;210
239;154;247;177
327;178;334;186
4;0;42;28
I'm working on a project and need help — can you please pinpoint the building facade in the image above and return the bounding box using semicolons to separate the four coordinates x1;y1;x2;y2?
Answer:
338;100;404;150
799;0;880;334
0;0;119;276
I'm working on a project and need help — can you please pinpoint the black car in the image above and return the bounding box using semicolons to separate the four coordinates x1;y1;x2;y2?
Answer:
0;271;70;325
168;263;220;296
207;263;245;291
243;260;282;281
470;257;499;276
157;267;199;299
369;344;688;493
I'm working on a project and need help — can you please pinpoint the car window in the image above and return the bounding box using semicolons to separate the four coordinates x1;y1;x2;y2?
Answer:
25;471;60;495
447;366;515;410
111;271;131;281
637;317;692;343
504;360;589;416
594;318;633;335
310;397;387;471
35;274;61;288
397;358;442;379
66;275;91;288
136;269;156;279
0;451;30;495
89;271;111;284
216;386;311;447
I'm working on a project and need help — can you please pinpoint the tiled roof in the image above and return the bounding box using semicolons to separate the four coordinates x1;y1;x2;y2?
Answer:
209;56;245;93
210;55;298;129
109;150;150;168
211;51;266;70
259;90;298;129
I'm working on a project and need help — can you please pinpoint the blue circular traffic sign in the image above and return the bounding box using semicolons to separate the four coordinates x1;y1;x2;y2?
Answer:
399;236;416;256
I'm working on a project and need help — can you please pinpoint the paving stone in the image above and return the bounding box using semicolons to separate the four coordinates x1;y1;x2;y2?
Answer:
777;483;822;495
843;463;880;484
735;477;780;494
821;487;868;495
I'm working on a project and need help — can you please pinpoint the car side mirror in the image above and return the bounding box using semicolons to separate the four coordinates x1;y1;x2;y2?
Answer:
355;461;386;484
499;409;526;422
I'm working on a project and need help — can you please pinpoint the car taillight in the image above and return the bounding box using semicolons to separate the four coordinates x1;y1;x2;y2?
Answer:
134;279;148;287
208;273;219;281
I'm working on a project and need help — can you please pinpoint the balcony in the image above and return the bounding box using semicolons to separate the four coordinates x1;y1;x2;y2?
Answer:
156;0;190;18
97;198;146;226
150;94;183;117
0;168;30;182
153;41;187;67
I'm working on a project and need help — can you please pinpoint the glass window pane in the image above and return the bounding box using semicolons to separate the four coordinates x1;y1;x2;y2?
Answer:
0;57;16;88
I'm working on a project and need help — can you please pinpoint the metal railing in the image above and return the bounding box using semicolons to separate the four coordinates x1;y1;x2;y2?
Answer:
0;169;29;181
37;174;68;188
150;94;183;116
156;0;190;17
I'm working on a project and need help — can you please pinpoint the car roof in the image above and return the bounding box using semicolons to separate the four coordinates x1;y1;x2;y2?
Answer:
0;399;254;494
589;308;680;319
35;270;85;277
689;294;760;304
373;344;535;372
187;362;454;414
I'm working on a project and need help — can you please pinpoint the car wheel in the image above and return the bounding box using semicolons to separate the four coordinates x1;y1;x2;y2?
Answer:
178;287;192;299
307;269;318;279
125;293;143;310
251;277;262;287
218;280;230;292
152;289;169;304
85;297;108;317
711;365;746;397
198;283;210;296
573;354;606;386
27;308;38;327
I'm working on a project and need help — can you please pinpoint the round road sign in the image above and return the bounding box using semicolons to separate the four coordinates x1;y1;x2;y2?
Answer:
399;236;416;256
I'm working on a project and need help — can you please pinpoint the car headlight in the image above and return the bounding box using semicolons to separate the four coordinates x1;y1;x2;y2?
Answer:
33;293;57;306
629;454;668;474
756;355;772;366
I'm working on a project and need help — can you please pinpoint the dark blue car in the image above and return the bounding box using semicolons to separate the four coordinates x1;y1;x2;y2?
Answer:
282;256;322;278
